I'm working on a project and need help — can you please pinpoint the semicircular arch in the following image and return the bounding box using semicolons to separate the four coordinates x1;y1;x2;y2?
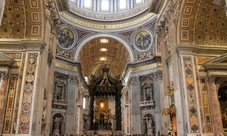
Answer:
74;33;135;62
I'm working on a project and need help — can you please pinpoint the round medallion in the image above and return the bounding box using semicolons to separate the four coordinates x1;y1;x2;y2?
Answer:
21;114;29;123
26;74;34;82
58;28;75;49
134;30;153;52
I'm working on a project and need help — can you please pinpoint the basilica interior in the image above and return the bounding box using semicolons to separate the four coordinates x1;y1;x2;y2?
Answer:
0;0;227;136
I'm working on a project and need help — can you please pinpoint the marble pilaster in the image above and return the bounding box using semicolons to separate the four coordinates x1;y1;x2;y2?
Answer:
0;70;9;133
129;76;141;134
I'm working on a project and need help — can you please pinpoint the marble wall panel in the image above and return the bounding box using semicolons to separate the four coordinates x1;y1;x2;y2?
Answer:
13;53;25;133
2;74;18;133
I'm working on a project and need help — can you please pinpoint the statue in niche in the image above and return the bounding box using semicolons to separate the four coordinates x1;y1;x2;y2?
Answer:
145;117;155;134
53;117;62;131
145;87;152;101
146;118;153;131
55;86;62;100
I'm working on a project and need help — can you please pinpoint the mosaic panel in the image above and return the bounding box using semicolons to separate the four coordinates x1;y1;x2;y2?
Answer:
182;56;200;133
3;74;18;133
18;53;39;134
198;76;213;133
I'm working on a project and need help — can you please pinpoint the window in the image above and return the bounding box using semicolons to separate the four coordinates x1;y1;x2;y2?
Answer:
119;0;126;9
135;0;142;4
83;97;86;109
101;0;109;11
84;0;92;8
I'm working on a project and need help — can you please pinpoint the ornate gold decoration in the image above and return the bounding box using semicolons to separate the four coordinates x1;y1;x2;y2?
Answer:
167;81;174;95
162;104;176;116
94;96;114;123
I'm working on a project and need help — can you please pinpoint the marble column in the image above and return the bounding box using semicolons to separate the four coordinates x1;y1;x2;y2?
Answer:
89;88;95;130
0;70;9;133
115;88;122;130
208;75;223;135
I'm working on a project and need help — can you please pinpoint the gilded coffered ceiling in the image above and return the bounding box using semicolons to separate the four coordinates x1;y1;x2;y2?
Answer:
78;37;130;78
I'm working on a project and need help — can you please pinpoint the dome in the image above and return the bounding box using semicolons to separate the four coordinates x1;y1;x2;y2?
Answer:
55;0;164;31
67;0;152;21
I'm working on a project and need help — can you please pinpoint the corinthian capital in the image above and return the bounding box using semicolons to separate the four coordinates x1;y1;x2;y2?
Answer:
208;75;216;83
0;71;8;80
129;76;140;85
68;76;78;84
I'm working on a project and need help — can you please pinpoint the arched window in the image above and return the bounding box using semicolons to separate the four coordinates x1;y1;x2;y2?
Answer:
101;0;110;11
84;0;92;8
119;0;126;10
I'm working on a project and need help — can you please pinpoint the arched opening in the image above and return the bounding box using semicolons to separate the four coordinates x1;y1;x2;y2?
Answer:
78;37;131;77
52;113;65;135
142;114;155;135
218;86;227;133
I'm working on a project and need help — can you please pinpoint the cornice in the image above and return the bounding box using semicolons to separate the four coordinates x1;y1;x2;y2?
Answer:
0;53;15;67
0;40;46;52
55;58;86;86
202;53;227;70
122;56;162;79
60;11;156;32
175;44;227;56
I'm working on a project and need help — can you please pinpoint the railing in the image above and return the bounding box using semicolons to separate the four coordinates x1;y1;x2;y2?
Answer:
139;100;155;108
52;100;68;109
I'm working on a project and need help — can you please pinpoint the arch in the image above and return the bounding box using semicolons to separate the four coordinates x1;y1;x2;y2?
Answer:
216;77;227;90
217;85;227;133
74;33;135;62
